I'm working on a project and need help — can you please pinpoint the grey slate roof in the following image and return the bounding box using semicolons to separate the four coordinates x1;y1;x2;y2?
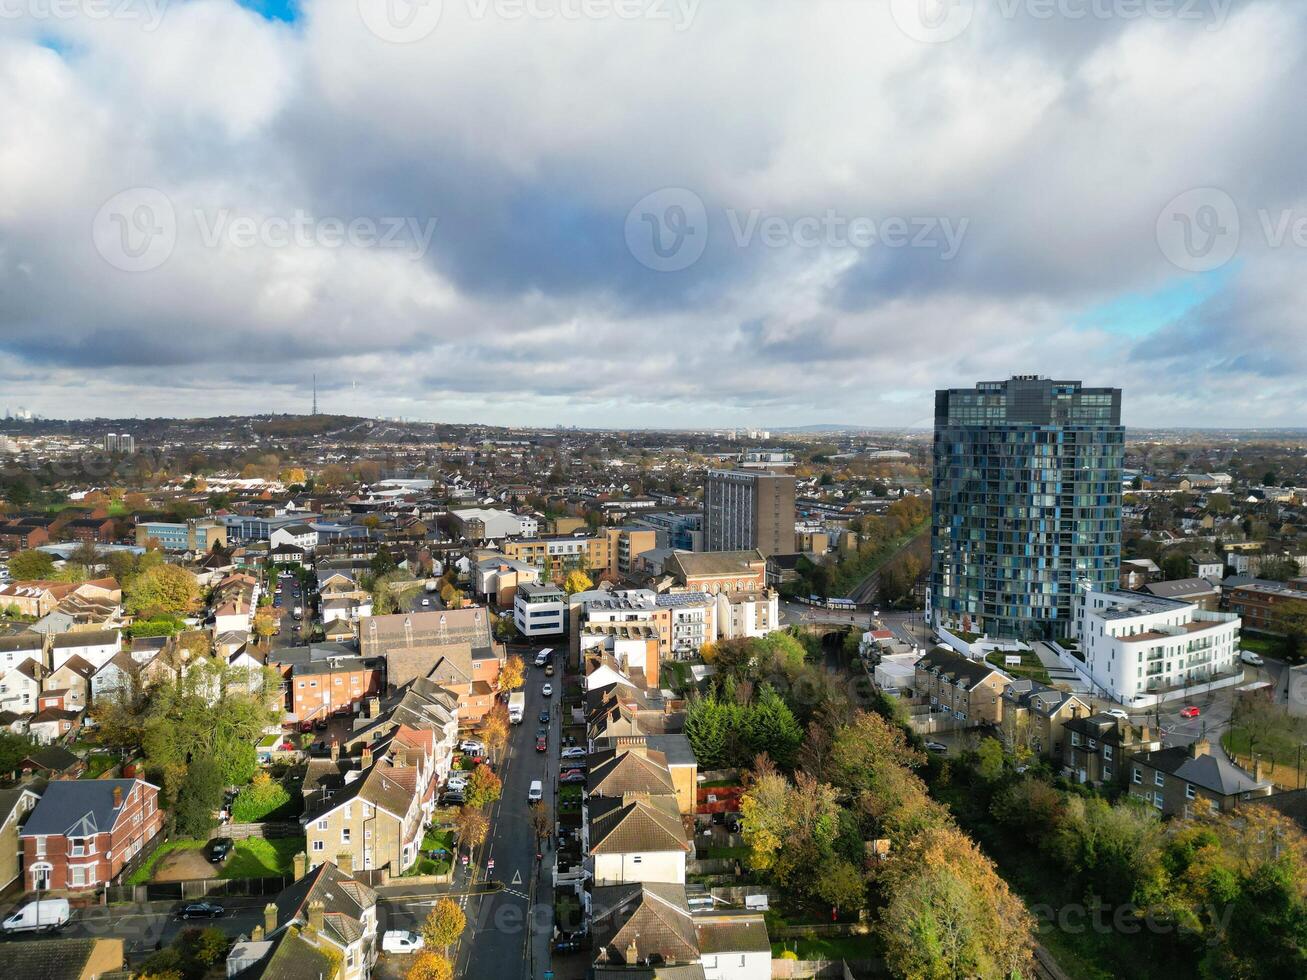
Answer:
1134;746;1272;796
20;779;141;837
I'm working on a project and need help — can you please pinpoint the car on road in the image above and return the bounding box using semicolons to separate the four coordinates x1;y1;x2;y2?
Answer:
542;683;553;697
528;779;543;803
560;769;586;783
539;709;550;723
561;747;586;759
1105;708;1129;721
536;735;548;752
382;930;425;954
1180;705;1201;719
545;663;555;676
1241;650;1264;666
924;741;948;753
206;836;234;863
180;902;224;919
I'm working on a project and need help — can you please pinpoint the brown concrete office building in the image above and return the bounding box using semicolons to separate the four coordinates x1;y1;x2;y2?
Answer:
703;469;795;558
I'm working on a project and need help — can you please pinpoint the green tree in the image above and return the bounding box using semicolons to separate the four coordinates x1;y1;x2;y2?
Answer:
125;563;199;616
745;684;803;768
6;549;55;580
173;757;224;838
0;732;38;776
814;857;866;913
975;737;1005;781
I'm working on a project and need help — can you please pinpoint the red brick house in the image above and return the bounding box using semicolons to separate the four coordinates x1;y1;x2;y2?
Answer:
19;778;163;891
63;518;117;544
0;522;49;551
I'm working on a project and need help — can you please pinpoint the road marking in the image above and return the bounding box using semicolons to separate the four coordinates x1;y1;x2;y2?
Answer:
511;869;522;885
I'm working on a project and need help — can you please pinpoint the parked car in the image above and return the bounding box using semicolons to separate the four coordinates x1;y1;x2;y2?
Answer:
382;930;425;954
206;836;234;863
1180;705;1201;719
180;902;225;920
441;791;466;806
1241;650;1264;666
560;747;586;759
421;598;431;607
559;759;586;772
726;815;741;833
925;741;948;753
542;683;553;697
2;899;70;933
1105;708;1129;721
459;739;486;755
560;769;586;783
536;735;548;753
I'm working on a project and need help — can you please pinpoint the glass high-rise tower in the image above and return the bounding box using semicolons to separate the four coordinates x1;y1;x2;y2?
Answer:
930;376;1123;641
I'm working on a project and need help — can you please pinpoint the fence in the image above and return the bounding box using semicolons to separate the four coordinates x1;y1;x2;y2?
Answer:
770;959;879;979
112;827;165;888
108;875;291;903
215;821;302;840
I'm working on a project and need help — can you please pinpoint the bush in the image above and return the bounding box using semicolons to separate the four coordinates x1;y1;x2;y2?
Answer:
231;772;293;823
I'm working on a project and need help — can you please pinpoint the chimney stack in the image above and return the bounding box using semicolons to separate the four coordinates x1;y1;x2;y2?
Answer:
369;697;381;719
625;940;640;965
293;851;307;880
263;902;278;935
1139;725;1151;745
251;924;265;942
1190;738;1210;759
337;850;353;875
112;785;123;808
330;740;339;762
306;900;325;935
362;745;373;768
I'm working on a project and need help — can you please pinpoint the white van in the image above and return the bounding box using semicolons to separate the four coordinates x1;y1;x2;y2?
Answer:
1241;650;1264;667
528;780;543;804
3;899;70;933
535;648;553;668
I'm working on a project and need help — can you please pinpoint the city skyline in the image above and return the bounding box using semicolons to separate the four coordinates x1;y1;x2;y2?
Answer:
2;2;1305;427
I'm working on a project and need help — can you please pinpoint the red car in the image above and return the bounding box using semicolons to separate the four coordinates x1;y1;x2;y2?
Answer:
535;736;548;753
1180;705;1200;719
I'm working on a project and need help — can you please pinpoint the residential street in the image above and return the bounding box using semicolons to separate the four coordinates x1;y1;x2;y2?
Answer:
452;666;557;979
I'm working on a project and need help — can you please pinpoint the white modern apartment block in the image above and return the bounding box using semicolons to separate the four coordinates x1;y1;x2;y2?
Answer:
1075;589;1242;707
269;523;320;551
513;582;566;638
451;508;537;541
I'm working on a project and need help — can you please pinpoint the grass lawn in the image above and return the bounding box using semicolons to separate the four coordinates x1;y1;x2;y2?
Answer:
1241;633;1290;659
400;855;452;876
219;837;304;879
701;845;749;861
699;778;740;789
128;839;205;885
986;649;1051;684
423;828;455;853
81;754;119;778
770;934;882;961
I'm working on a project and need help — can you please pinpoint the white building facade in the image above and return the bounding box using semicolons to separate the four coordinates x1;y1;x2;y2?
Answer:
513;583;566;638
1075;589;1242;707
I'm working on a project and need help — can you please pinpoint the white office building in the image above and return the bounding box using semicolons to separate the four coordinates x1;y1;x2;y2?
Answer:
1075;589;1242;707
513;582;566;638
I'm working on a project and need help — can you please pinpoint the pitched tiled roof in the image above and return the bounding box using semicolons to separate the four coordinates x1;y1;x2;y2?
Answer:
1134;746;1272;796
587;749;676;798
588;794;689;855
5;938;119;980
591;882;699;966
916;646;1005;691
21;779;142;837
694;911;771;954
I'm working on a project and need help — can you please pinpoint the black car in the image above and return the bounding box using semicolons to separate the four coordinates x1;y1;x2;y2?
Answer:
726;816;742;833
180;902;224;919
206;837;234;863
553;939;586;955
539;709;550;723
441;791;466;806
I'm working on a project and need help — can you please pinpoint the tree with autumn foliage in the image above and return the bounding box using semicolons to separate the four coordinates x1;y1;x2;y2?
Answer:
455;806;489;850
463;764;502;810
419;898;466;954
406;952;454;980
878;825;1035;980
479;704;510;760
496;655;525;694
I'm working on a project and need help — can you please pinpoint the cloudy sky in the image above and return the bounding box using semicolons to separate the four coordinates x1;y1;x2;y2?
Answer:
1;0;1304;429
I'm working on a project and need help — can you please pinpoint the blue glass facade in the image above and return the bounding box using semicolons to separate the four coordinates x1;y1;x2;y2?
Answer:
930;377;1123;641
